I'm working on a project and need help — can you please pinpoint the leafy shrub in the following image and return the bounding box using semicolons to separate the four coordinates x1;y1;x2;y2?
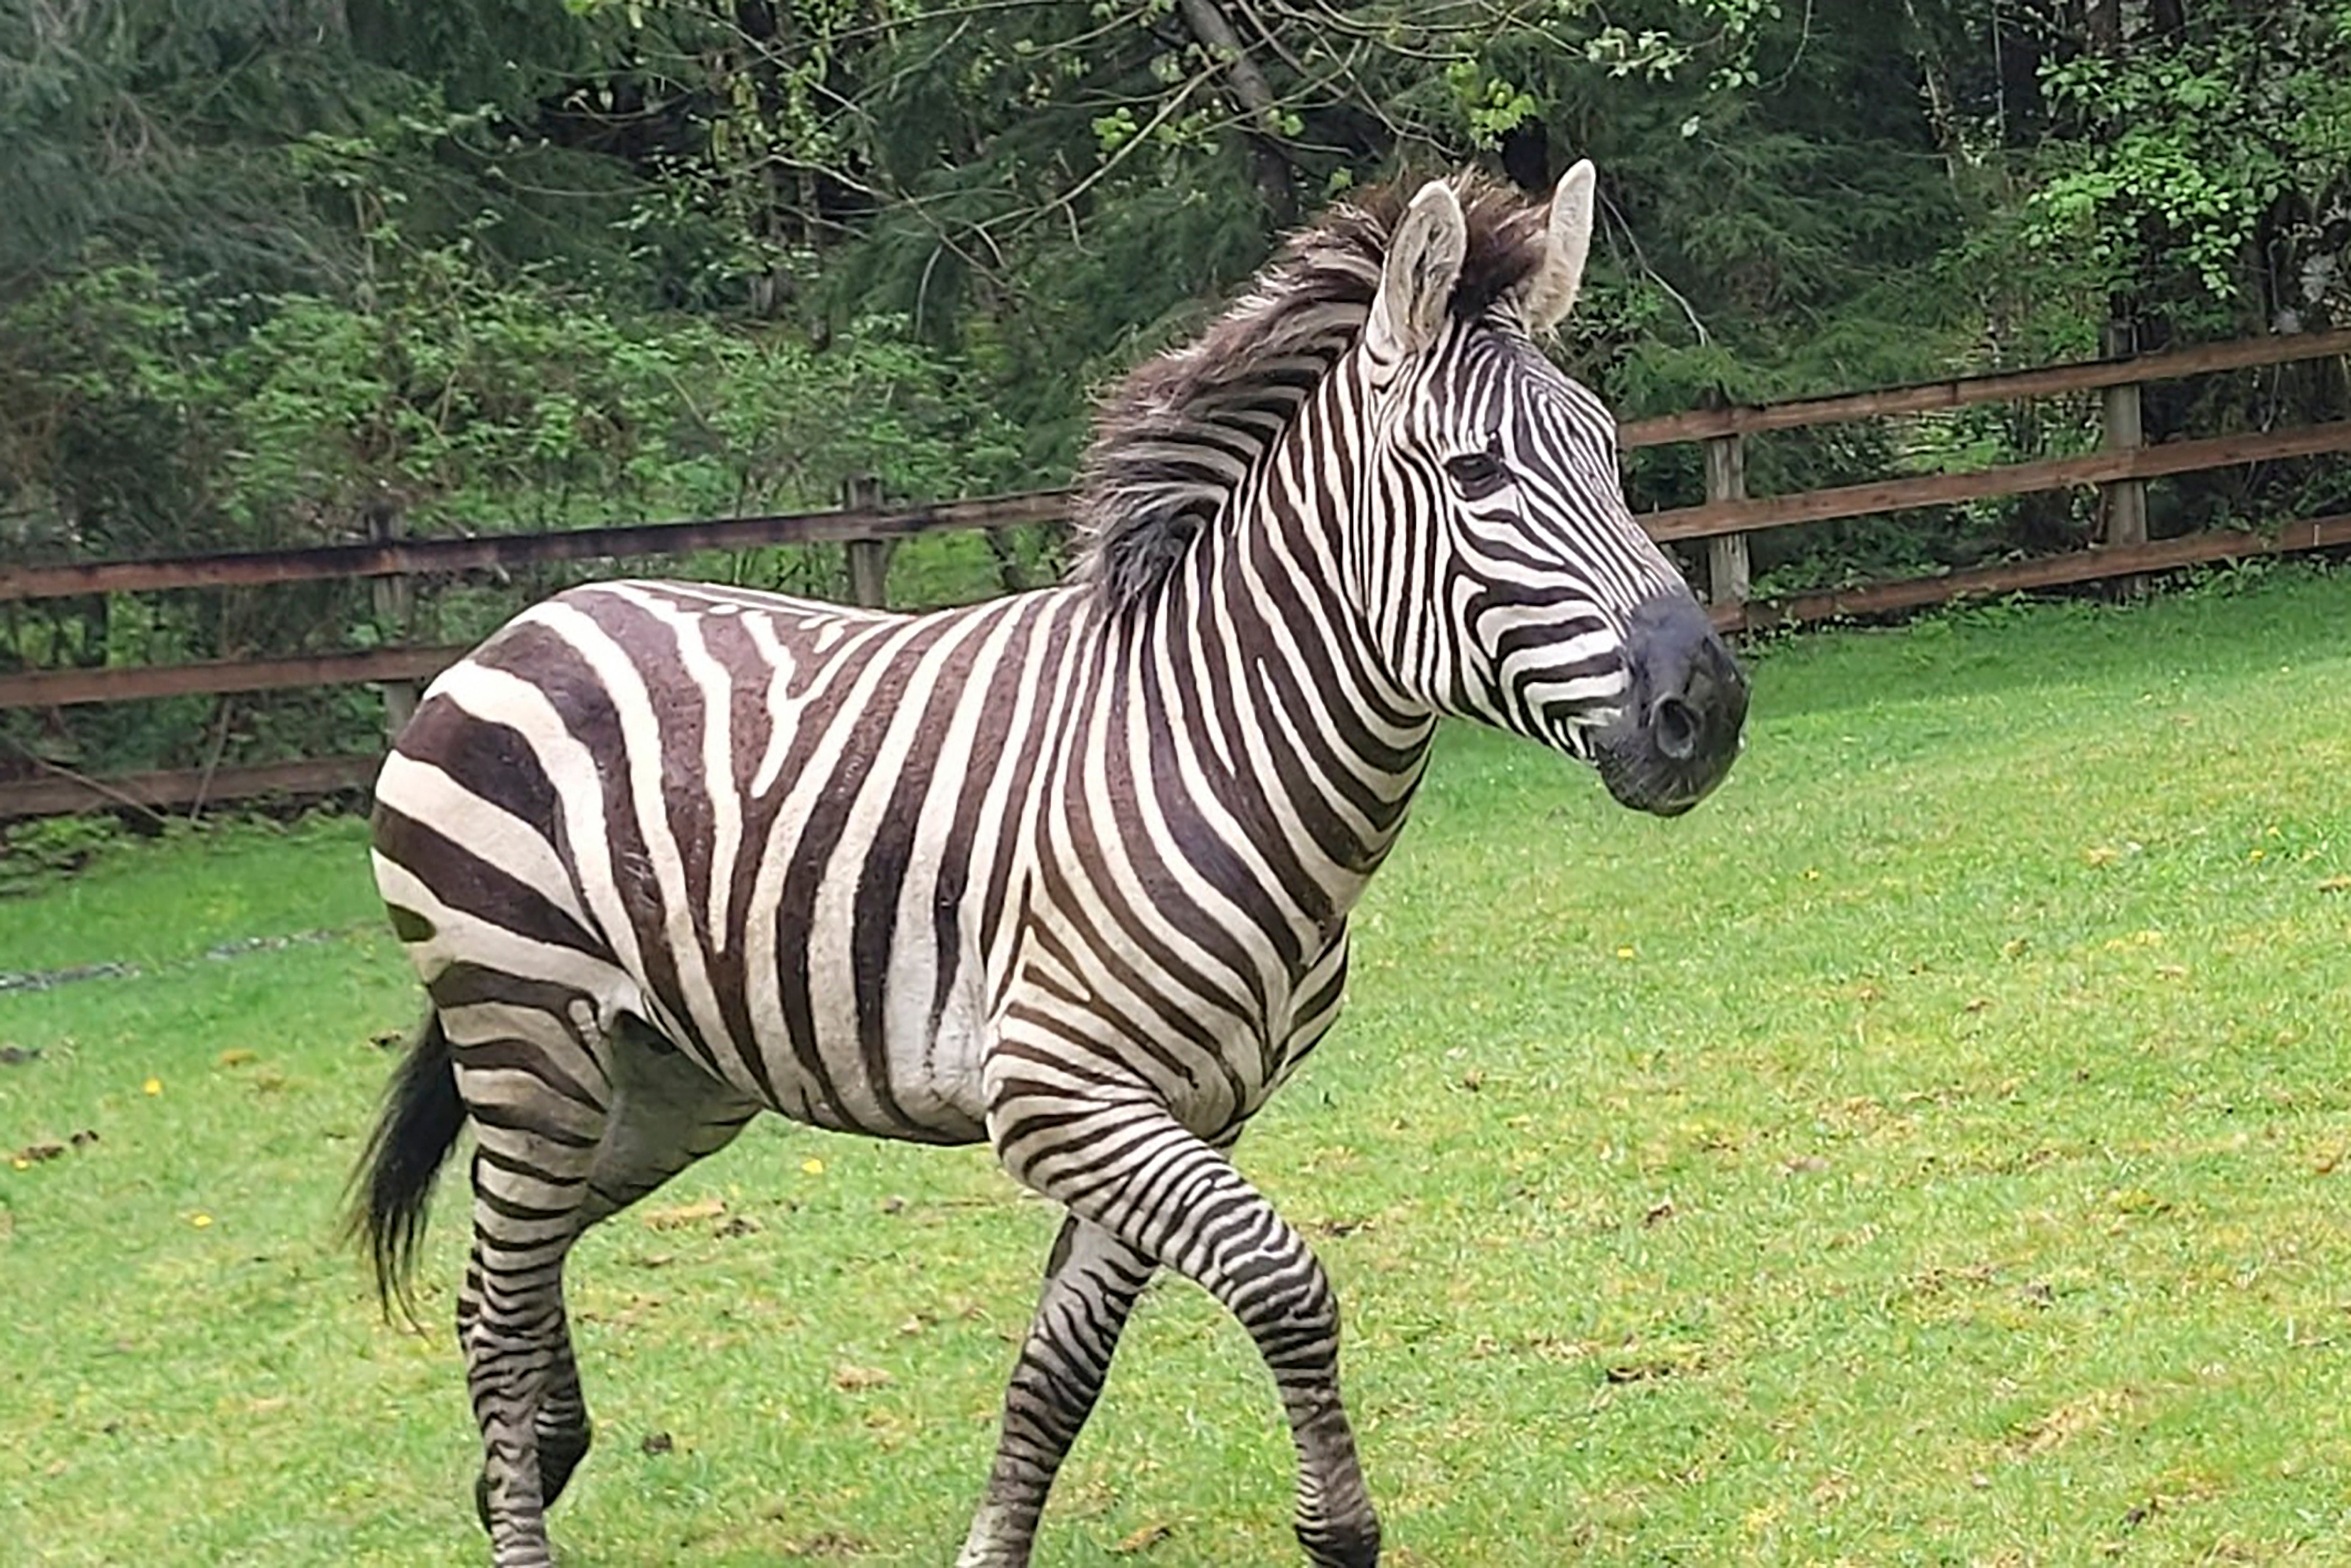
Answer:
0;813;124;897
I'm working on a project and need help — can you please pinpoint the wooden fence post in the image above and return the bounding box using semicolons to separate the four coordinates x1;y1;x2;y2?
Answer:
2098;318;2148;593
840;474;892;609
368;501;419;742
1700;390;1751;616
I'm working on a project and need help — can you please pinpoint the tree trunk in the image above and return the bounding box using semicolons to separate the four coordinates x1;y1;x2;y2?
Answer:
2084;0;2121;51
2079;0;2139;385
1172;0;1297;227
1902;0;1966;183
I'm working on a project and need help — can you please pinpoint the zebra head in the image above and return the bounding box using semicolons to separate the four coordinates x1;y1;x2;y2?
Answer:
1351;166;1747;816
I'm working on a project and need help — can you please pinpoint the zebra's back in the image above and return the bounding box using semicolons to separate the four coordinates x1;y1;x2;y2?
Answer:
371;577;1096;1145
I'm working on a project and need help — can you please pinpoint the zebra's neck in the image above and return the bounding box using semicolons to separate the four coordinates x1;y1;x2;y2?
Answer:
1115;352;1437;930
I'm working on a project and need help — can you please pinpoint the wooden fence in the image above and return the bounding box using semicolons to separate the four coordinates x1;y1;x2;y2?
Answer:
2;327;2345;819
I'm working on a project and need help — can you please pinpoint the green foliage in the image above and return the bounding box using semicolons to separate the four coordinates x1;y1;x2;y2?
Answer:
2;114;1022;556
208;253;1022;537
0;104;1024;779
1441;60;1543;149
545;0;1946;470
2007;7;2351;340
1917;1;2350;366
0;0;627;303
0;814;125;899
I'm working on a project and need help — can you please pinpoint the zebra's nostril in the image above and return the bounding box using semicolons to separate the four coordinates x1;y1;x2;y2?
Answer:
1652;694;1701;761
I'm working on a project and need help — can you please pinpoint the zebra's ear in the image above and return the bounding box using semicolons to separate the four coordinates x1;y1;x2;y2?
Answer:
1367;179;1468;362
1520;159;1598;332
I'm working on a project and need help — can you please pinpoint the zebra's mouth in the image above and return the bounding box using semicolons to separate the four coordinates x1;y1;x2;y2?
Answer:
1537;703;1732;814
1593;736;1734;817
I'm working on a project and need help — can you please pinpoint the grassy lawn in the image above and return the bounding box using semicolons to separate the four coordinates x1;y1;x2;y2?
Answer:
4;564;2348;1566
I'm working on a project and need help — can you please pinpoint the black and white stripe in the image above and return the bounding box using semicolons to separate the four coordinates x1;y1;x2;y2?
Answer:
353;164;1745;1568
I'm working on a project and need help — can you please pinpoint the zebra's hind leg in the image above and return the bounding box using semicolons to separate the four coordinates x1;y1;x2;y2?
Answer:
461;1008;759;1553
575;1014;761;1233
444;998;611;1568
957;1214;1156;1567
470;1291;591;1535
986;1086;1380;1568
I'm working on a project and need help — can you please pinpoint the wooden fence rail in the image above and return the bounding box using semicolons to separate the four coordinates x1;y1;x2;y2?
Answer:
3;327;2345;819
1611;326;2351;447
1644;420;2351;543
0;491;1071;604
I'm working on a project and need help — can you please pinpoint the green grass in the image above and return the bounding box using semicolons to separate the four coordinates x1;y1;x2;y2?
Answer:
4;565;2350;1566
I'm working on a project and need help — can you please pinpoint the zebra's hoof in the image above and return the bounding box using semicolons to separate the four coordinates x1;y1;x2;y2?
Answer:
543;1420;594;1506
1298;1517;1380;1568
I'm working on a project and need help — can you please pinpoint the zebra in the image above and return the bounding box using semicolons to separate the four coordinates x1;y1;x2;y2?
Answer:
352;161;1747;1568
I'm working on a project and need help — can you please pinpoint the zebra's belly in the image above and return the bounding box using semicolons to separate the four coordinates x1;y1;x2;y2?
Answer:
633;891;999;1147
700;913;1339;1150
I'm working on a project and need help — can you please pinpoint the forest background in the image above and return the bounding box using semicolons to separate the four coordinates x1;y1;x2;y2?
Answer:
2;0;2347;782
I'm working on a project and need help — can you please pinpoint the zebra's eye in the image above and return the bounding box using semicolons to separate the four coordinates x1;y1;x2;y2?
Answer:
1443;447;1508;499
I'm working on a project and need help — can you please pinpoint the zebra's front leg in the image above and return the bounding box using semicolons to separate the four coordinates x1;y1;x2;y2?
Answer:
957;1214;1156;1567
987;1090;1380;1568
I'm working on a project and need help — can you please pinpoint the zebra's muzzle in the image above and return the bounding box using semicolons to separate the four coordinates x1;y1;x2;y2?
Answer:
1593;591;1748;816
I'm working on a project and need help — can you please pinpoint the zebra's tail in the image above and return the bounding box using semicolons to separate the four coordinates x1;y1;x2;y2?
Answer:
346;1010;465;1323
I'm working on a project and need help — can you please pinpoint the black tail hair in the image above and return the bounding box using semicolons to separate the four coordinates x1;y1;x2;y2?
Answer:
344;1011;464;1323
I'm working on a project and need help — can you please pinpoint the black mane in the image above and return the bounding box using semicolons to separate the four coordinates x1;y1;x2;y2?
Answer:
1068;172;1555;613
